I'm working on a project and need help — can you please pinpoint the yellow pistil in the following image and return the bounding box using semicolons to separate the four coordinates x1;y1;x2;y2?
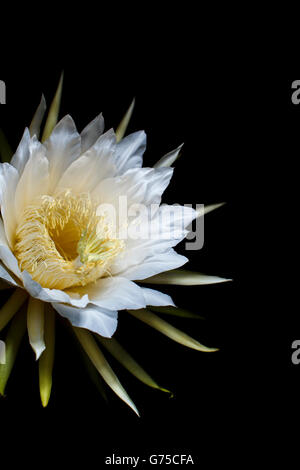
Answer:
13;191;124;290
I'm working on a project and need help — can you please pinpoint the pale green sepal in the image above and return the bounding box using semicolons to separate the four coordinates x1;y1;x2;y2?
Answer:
73;327;139;415
41;72;64;142
128;309;218;352
39;305;55;407
98;336;172;395
148;305;204;320
0;289;28;333
115;98;135;142
196;202;226;217
29;95;47;138
140;269;231;286
0;306;27;395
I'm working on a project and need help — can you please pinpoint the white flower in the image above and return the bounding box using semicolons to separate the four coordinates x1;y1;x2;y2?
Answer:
0;80;230;413
0;113;196;338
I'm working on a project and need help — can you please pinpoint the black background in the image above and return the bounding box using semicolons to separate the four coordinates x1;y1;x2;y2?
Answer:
0;43;273;467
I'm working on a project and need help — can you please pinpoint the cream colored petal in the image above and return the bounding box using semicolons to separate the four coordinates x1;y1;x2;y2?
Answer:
73;327;139;415
0;163;19;247
115;98;135;142
128;309;218;352
29;95;47;138
27;297;45;360
140;269;231;285
41;72;64;142
153;143;183;168
14;138;49;224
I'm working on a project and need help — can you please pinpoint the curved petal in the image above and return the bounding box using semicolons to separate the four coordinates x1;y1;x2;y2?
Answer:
80;113;105;154
114;131;146;173
10;128;31;176
0;262;19;287
0;163;19;247
115;249;188;280
110;204;196;276
21;271;89;308
44;115;81;193
71;276;146;311
52;302;118;338
141;287;175;307
92;167;173;208
0;219;22;278
14;137;49;224
56;129;117;194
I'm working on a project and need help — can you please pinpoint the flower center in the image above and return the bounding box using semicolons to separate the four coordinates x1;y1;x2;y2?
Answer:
13;191;124;290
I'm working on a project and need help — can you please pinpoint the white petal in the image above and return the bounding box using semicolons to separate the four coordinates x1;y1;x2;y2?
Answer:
21;271;89;308
141;287;175;307
80;113;105;154
153;143;183;168
56;129;117;194
0;262;19;287
10;128;31;176
52;303;118;338
114;131;146;173
0;163;19;247
73;276;146;311
93;167;173;208
110;204;196;276
29;95;47;139
114;249;188;280
44;115;81;193
27;297;45;360
14;137;49;223
0;219;22;278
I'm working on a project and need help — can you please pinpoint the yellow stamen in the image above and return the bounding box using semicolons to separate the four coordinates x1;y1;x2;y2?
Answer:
14;191;124;290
